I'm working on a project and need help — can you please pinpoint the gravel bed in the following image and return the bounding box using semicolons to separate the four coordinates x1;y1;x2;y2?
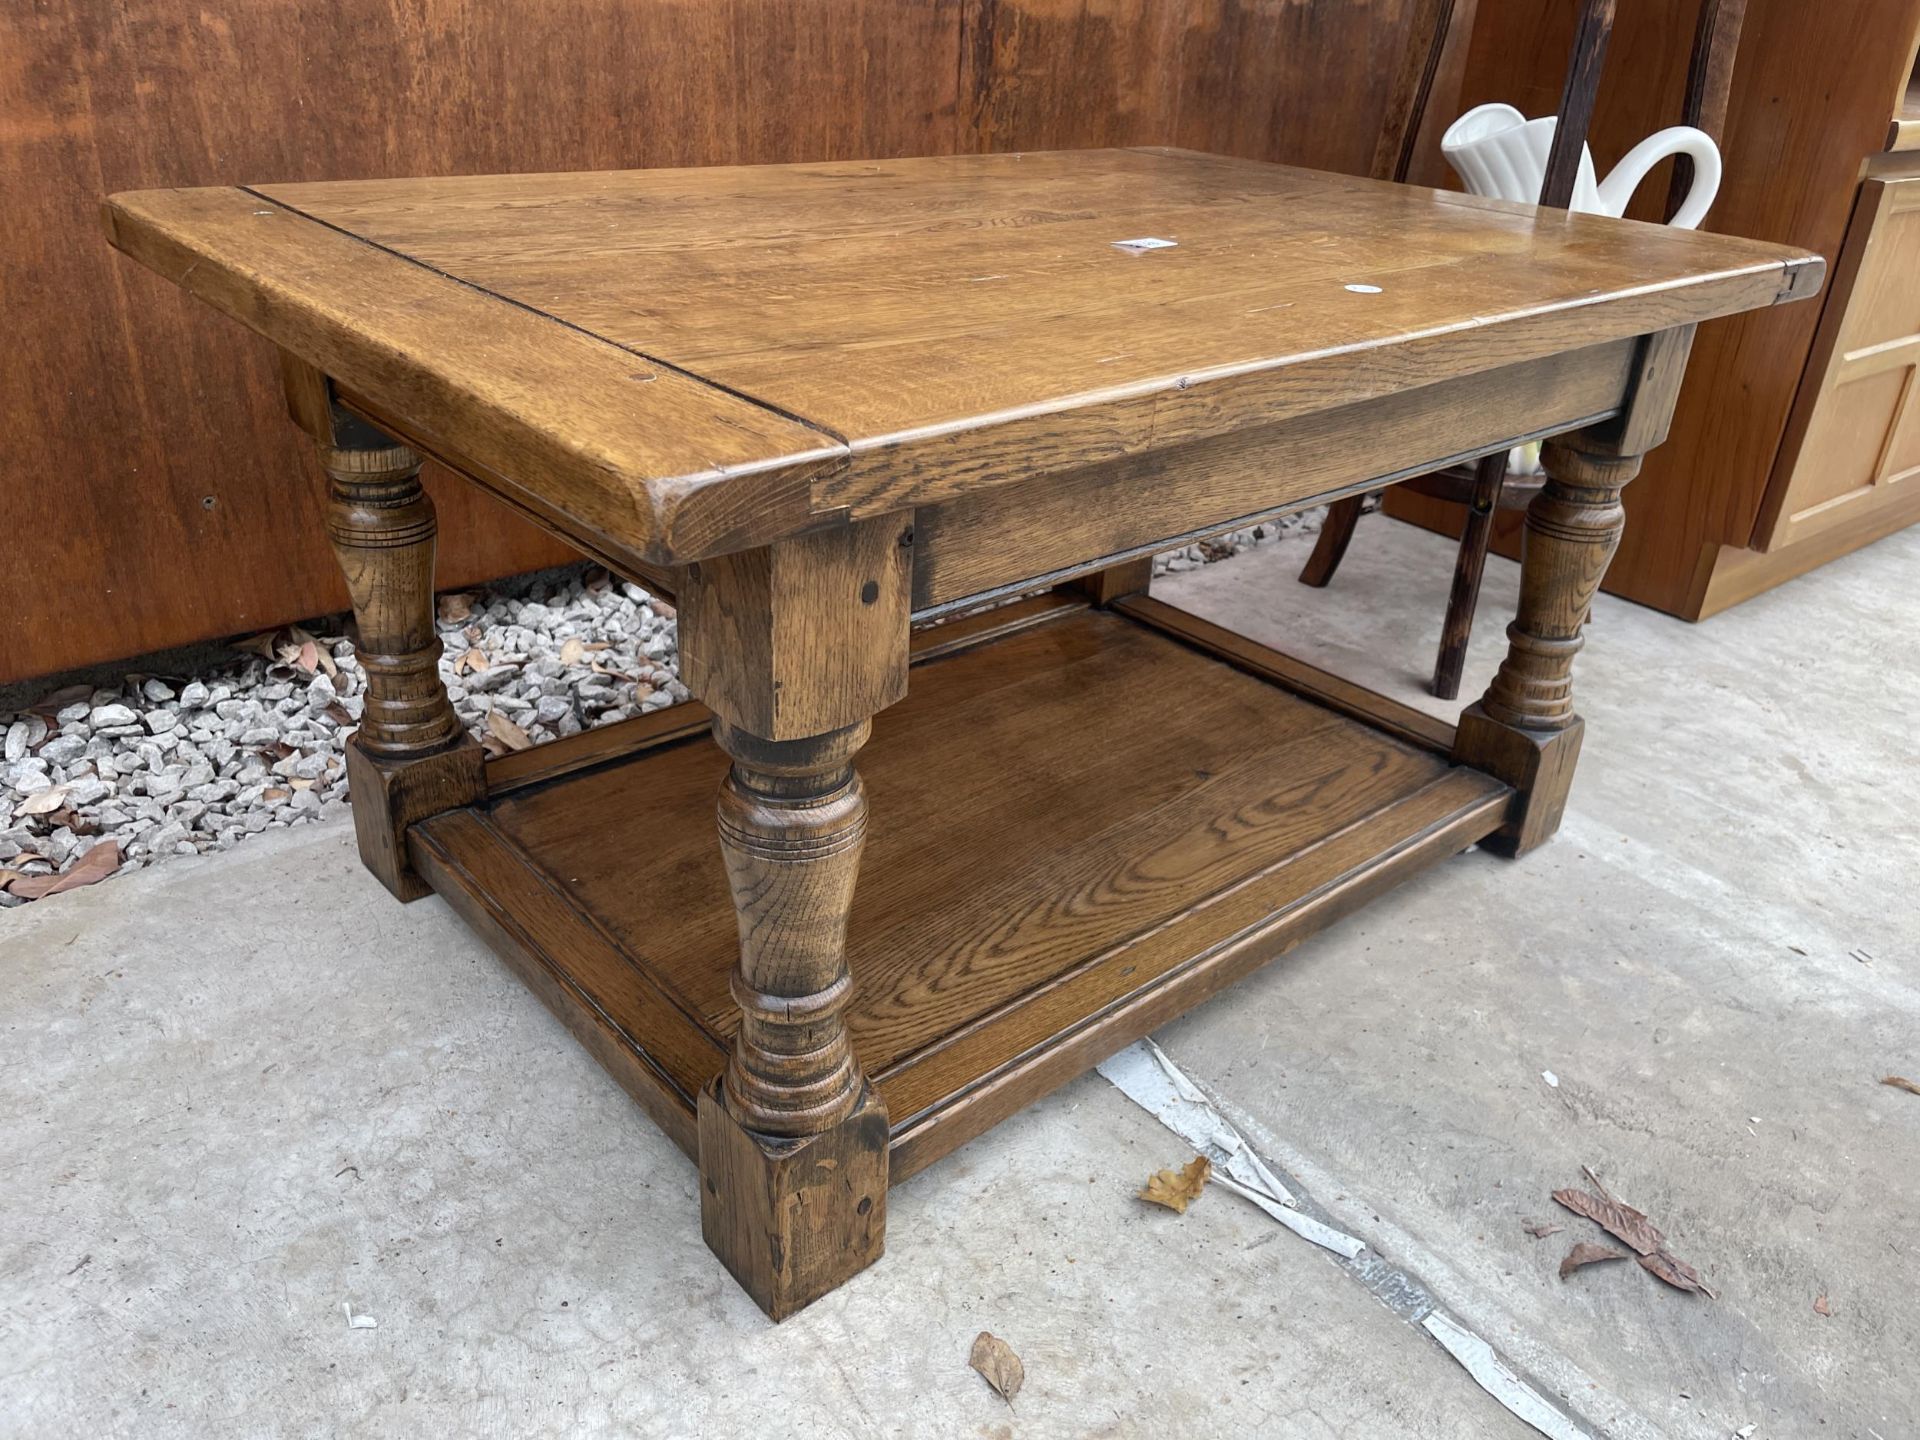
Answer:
0;512;1317;904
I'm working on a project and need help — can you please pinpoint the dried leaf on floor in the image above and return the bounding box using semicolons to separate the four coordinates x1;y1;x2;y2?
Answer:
456;647;490;675
294;640;322;674
262;788;290;803
1524;1221;1565;1240
17;785;72;817
1551;1182;1663;1257
324;702;355;728
558;637;610;666
652;600;676;620
2;840;121;900
1881;1076;1920;1096
486;711;533;752
46;807;96;835
968;1331;1024;1403
1559;1241;1628;1280
233;629;282;659
1637;1249;1717;1299
30;683;92;715
590;660;638;682
1138;1155;1211;1214
1813;1294;1833;1317
438;593;474;624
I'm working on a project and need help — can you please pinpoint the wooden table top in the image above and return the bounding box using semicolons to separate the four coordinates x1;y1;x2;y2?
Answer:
105;148;1822;565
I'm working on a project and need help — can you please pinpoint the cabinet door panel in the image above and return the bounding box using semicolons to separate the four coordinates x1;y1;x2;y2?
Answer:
1761;177;1920;550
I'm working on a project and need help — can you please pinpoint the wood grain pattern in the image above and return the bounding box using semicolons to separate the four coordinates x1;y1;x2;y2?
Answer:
1453;326;1693;854
106;151;1817;574
910;338;1639;612
99;187;846;573
1110;595;1457;755
2;0;1476;681
1761;178;1920;549
677;513;913;740
412;603;1508;1182
250;151;1815;509
287;363;484;898
697;1077;888;1321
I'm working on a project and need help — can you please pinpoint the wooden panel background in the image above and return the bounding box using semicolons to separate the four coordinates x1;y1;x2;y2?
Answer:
1388;0;1920;617
1;0;1435;682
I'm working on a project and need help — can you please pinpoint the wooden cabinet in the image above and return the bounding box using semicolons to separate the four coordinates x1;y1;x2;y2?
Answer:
1387;0;1920;619
1762;177;1920;551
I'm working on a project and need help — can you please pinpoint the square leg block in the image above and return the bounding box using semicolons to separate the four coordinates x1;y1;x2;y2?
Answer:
697;1079;889;1321
1453;704;1584;857
346;736;486;900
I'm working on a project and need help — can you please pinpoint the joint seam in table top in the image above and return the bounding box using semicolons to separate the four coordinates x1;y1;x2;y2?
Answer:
237;184;856;455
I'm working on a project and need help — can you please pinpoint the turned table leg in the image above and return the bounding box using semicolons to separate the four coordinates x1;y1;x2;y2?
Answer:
1453;441;1636;853
678;511;912;1319
284;358;484;898
697;719;889;1318
1453;325;1694;855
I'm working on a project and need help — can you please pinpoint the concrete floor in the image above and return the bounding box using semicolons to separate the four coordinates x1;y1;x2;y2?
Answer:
3;516;1915;1439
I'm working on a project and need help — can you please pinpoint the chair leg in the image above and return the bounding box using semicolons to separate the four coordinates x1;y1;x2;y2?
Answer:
1299;496;1365;587
1431;451;1509;701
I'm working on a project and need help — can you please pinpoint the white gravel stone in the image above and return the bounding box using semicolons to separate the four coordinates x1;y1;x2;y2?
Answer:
0;519;1313;897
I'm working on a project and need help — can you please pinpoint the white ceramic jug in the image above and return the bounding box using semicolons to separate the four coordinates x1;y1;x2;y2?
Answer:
1441;102;1722;229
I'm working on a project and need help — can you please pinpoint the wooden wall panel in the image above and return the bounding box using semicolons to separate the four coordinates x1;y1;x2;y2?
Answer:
2;0;1425;682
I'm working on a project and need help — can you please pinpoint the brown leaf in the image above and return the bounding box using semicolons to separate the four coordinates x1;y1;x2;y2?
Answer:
324;702;355;727
558;637;610;667
294;640;321;674
17;785;72;817
486;711;533;752
233;629;282;659
46;807;96;836
1881;1075;1920;1096
652;600;676;620
1637;1249;1717;1299
456;647;490;675
1138;1155;1211;1214
1524;1221;1565;1240
968;1331;1024;1403
1551;1186;1664;1257
590;660;638;681
262;788;290;803
3;841;121;900
437;593;474;624
1559;1241;1629;1280
1813;1294;1832;1316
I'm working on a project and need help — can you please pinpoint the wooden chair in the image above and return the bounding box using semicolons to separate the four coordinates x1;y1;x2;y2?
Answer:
1300;0;1747;699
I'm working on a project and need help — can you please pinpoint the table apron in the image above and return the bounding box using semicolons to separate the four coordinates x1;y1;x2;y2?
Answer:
908;336;1638;616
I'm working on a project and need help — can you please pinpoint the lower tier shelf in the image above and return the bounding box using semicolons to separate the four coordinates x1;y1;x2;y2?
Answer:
411;599;1510;1180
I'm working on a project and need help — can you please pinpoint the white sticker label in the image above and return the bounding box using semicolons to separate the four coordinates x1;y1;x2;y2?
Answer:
1112;237;1178;253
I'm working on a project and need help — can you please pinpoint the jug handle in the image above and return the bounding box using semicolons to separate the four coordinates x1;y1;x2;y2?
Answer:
1595;126;1722;229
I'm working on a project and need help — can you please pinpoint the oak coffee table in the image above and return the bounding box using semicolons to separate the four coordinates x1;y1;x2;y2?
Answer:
105;150;1820;1318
